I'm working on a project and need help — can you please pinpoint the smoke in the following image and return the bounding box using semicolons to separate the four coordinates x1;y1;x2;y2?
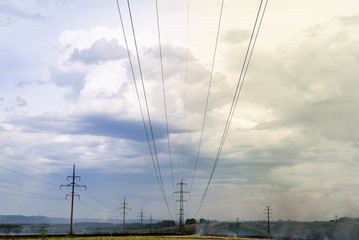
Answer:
193;220;359;240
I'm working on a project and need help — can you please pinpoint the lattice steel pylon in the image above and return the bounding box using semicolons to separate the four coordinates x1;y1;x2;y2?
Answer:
174;179;189;233
265;206;272;239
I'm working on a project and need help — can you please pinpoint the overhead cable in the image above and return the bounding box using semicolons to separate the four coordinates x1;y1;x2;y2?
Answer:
115;0;172;217
182;0;190;181
155;0;175;190
189;0;225;191
195;0;269;217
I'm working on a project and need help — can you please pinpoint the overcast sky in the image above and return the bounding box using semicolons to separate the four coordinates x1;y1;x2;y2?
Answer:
1;0;359;222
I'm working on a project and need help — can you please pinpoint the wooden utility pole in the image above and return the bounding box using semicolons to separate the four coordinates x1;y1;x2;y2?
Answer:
60;165;86;235
118;197;130;233
236;218;239;237
138;209;146;234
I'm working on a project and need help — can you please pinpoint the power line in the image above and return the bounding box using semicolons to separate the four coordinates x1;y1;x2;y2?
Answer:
0;176;59;191
182;0;190;181
74;201;105;218
115;0;171;217
75;168;122;209
0;189;62;200
0;185;63;200
189;0;225;191
82;189;117;212
155;0;175;191
125;0;167;206
0;166;58;187
0;152;64;180
194;0;269;217
115;0;160;195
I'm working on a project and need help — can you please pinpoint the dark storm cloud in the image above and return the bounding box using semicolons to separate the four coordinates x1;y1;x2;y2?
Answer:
70;38;127;64
72;115;167;141
8;113;167;142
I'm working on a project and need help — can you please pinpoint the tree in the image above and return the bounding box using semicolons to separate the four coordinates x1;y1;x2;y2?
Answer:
185;218;196;225
161;220;175;227
199;218;207;224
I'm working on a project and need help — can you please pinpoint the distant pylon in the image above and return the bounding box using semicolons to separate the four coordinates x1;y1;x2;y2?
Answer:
174;179;190;233
60;164;86;235
138;209;146;234
149;214;153;233
236;218;239;237
118;197;130;234
265;206;272;239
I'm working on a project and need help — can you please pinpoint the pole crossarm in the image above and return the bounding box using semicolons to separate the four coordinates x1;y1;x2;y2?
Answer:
60;164;86;235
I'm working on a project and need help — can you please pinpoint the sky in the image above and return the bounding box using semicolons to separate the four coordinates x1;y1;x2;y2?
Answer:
1;0;359;223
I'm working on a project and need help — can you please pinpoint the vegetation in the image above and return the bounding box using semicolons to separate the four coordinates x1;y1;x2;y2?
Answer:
7;237;265;240
1;219;359;239
0;224;22;234
185;219;196;225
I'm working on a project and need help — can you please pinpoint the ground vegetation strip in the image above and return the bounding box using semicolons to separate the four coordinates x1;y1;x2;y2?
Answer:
5;237;264;240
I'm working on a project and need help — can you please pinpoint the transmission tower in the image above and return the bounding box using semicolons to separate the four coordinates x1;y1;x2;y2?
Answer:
138;209;146;234
265;206;272;239
60;164;86;235
149;214;153;233
174;179;190;233
236;218;239;237
118;197;130;234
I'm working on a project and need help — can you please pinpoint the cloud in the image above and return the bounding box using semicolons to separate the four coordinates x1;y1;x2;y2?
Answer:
70;38;127;64
4;96;27;111
222;29;251;45
0;14;13;26
70;114;168;142
15;96;27;107
0;1;46;25
184;15;359;219
3;9;359;220
8;112;170;143
16;80;48;88
340;14;359;26
51;69;86;101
